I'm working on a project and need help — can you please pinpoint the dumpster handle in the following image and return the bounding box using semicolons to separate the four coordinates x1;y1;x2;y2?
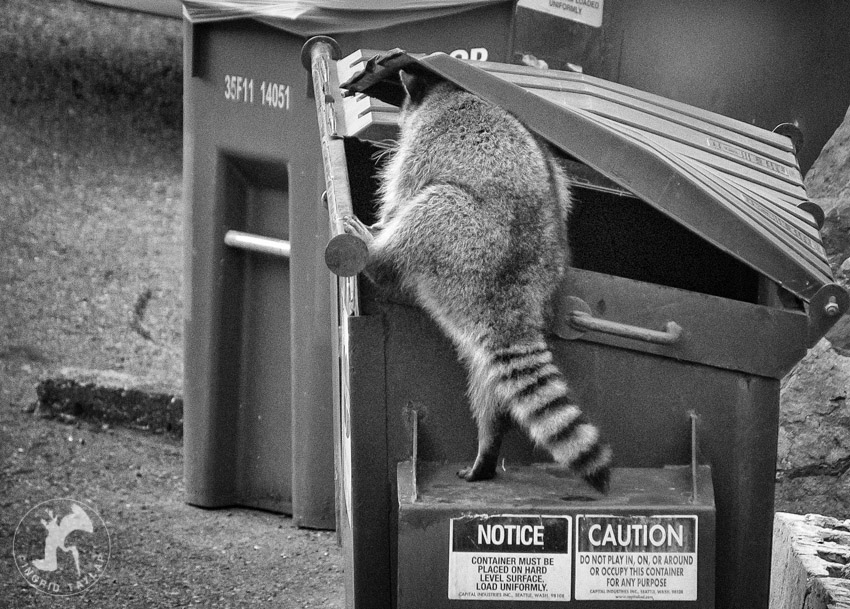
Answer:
569;310;683;346
224;230;290;258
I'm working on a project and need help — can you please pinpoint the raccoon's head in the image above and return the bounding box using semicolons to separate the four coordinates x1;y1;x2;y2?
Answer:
398;68;457;113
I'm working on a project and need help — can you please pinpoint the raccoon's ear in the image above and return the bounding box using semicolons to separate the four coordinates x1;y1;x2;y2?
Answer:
399;69;436;107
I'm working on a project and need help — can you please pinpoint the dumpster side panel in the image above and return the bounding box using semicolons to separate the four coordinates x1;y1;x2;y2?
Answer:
345;314;392;609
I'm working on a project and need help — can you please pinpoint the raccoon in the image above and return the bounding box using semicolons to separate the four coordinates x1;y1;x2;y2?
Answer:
343;69;612;493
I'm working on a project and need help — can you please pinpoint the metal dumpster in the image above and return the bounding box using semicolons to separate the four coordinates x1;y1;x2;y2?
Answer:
181;1;517;529
303;40;849;608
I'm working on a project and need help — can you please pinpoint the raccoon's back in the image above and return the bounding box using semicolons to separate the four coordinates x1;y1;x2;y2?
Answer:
384;88;556;209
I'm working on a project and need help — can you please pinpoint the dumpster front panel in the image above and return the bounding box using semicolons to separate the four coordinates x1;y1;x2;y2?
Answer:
367;293;776;609
397;463;716;608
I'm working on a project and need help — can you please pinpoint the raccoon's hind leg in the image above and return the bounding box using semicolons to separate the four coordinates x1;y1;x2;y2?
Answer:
456;345;512;481
457;411;511;481
492;338;612;493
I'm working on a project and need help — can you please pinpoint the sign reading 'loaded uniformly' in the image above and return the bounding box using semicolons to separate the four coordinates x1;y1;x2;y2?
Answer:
448;515;572;602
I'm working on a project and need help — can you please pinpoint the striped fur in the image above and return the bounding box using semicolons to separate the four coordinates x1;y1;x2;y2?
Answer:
343;69;612;492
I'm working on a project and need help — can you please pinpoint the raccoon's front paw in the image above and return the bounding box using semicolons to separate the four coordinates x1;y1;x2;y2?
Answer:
342;215;375;246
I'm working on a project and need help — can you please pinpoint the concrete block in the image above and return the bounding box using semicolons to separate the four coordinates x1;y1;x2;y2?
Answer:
34;367;182;437
771;513;850;609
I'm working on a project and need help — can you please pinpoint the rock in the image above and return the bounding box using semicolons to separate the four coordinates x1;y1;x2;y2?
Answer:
806;102;850;209
779;339;850;476
33;401;55;419
821;202;850;269
781;109;850;479
35;368;183;438
828;314;850;357
820;201;850;352
771;513;850;609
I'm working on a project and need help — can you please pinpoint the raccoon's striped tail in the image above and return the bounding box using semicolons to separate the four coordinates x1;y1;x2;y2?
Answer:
492;340;612;493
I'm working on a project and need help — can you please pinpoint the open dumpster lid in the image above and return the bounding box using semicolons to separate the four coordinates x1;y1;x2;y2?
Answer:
338;49;836;304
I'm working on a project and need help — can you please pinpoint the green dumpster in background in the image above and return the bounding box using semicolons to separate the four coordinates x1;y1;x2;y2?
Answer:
511;0;850;175
180;0;518;530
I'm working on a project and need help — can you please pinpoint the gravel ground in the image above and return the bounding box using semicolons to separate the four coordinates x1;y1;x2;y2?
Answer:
0;1;343;606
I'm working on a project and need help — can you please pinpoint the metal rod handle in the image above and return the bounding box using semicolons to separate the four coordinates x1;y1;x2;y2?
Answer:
224;230;291;258
302;36;369;277
569;310;683;346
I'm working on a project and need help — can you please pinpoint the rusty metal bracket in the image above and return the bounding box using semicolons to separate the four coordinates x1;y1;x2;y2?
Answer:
689;411;700;504
396;407;420;505
807;282;850;346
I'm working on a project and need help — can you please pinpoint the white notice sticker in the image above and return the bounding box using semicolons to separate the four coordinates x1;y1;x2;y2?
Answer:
448;515;571;602
517;0;604;28
575;515;698;601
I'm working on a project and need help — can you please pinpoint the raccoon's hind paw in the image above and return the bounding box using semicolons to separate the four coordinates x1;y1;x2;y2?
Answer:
573;442;613;494
582;466;611;494
342;215;376;245
457;463;497;482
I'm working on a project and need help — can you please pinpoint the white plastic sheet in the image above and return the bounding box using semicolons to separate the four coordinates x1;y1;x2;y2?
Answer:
182;0;508;35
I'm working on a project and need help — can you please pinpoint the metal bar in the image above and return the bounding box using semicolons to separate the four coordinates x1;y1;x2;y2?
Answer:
569;310;683;346
301;36;369;277
410;408;418;504
689;411;699;503
224;230;291;258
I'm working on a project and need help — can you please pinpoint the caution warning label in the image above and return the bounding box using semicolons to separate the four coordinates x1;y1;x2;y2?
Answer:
448;515;571;602
574;515;698;601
